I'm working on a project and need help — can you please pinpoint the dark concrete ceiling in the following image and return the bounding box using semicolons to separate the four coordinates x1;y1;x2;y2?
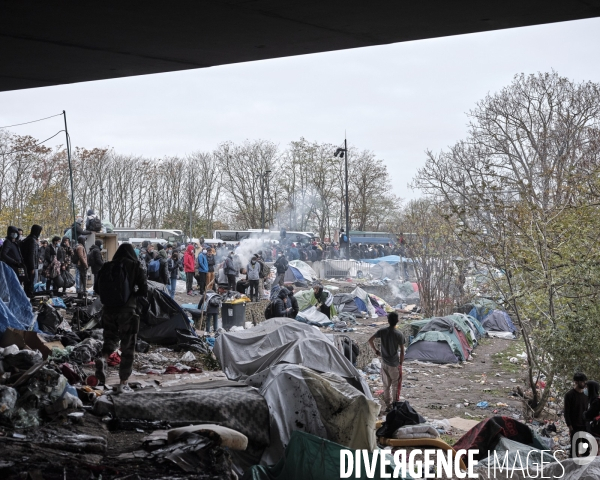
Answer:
2;1;600;92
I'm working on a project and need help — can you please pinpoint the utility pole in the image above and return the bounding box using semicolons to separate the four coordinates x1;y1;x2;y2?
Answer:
63;111;77;241
334;138;351;259
344;137;350;260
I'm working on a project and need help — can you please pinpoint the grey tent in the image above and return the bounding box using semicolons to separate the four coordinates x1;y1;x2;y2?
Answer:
481;310;516;333
332;293;360;317
404;331;460;364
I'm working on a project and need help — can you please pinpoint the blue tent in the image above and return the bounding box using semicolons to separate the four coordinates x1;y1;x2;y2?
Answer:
284;266;307;286
0;262;38;334
360;255;414;265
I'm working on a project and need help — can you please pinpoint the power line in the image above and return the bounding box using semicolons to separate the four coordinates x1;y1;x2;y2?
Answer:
0;130;65;155
0;112;63;129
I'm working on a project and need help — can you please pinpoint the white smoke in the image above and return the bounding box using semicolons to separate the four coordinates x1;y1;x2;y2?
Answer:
234;237;271;269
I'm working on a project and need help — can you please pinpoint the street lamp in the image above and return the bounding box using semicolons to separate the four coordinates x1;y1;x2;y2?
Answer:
334;140;350;259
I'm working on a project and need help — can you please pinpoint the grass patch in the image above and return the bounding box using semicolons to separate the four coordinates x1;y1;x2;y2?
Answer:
440;434;456;446
491;339;526;374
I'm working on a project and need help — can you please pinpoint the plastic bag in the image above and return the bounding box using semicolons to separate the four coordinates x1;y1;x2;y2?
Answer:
62;271;75;289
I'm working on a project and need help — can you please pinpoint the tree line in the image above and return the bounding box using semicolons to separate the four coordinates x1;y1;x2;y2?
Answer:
0;134;401;240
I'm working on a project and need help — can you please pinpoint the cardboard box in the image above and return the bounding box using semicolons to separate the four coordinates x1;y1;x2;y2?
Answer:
0;328;64;359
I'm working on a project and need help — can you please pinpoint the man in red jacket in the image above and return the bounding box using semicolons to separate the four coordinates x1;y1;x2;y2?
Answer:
184;244;196;295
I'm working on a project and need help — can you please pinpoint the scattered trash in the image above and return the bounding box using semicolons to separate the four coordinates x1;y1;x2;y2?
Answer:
476;401;489;408
180;351;196;362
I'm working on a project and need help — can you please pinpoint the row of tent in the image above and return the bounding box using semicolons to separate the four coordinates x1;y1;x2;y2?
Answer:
404;308;517;364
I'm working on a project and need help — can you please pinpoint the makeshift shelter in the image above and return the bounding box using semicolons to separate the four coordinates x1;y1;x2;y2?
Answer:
288;260;318;282
283;265;308;286
294;289;317;311
295;306;332;327
467;298;498;322
242;431;403;480
332;293;361;317
245;364;379;465
481;310;517;338
370;261;397;280
419;317;472;360
0;261;38;334
452;312;487;339
213;318;370;396
404;331;461;364
136;280;195;345
351;286;377;318
360;255;413;265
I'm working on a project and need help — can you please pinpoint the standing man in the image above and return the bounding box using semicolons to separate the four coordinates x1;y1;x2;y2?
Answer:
224;251;237;292
197;249;208;294
88;240;105;293
339;228;349;259
206;247;216;290
564;372;590;457
368;312;405;413
274;251;288;286
38;239;48;285
74;236;89;297
95;243;148;393
1;226;26;284
20;225;43;296
247;255;261;302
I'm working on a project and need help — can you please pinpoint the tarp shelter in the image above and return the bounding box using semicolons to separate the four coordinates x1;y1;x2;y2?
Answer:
288;260;318;282
370;261;397;280
481;310;517;334
242;431;405;480
404;330;461;364
283;266;307;286
213;318;371;396
136;280;195;345
452;313;487;339
0;261;38;334
245;364;379;465
295;306;332;327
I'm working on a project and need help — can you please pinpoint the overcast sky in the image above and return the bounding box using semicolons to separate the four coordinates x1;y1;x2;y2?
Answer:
2;17;600;201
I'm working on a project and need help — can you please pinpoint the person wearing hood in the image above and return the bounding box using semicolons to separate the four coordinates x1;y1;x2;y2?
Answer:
184;244;196;295
85;209;102;232
273;287;292;318
584;380;600;436
74;235;89;297
156;247;170;285
88;240;105;292
312;284;333;319
224;250;237;291
287;285;299;319
167;251;182;298
196;249;208;294
274;251;288;286
246;255;261;302
0;226;26;282
95;243;148;394
20;224;43;296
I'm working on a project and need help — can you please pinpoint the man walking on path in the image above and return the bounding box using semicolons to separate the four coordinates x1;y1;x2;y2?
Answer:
368;312;405;412
95;243;148;393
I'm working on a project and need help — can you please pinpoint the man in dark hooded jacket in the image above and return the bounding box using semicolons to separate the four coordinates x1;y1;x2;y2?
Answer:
1;226;26;282
20;224;43;296
273;287;292;318
88;240;104;292
95;243;148;393
287;285;299;319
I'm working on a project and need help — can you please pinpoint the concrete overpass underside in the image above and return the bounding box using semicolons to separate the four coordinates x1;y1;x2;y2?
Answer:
1;1;600;92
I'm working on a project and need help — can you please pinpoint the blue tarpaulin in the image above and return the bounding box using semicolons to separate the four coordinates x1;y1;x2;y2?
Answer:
360;255;414;265
0;261;38;334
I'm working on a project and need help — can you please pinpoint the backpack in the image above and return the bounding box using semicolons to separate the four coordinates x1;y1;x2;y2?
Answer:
97;261;132;307
376;401;425;438
89;217;102;232
342;234;348;243
72;248;80;265
147;259;160;280
264;302;275;320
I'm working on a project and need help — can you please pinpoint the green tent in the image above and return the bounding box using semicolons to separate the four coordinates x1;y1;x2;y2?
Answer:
243;431;411;480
